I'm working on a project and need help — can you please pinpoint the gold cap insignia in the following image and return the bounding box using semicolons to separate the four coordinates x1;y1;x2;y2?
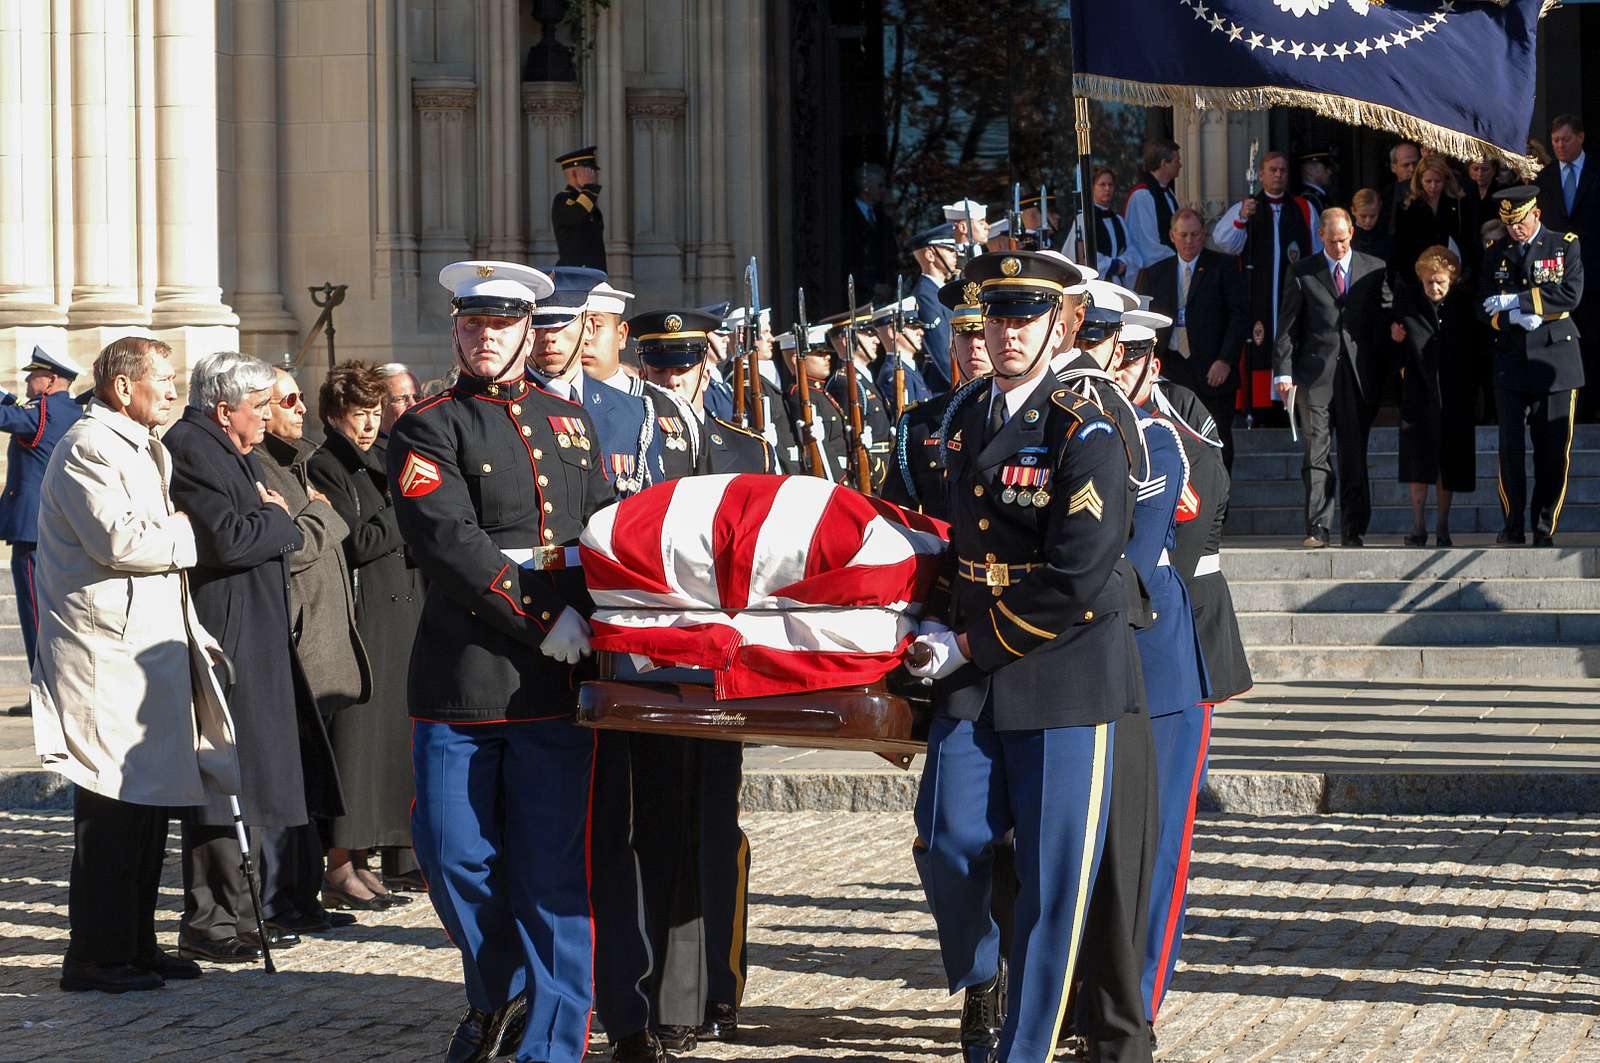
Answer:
962;281;981;305
475;265;495;278
1000;257;1022;277
664;314;684;333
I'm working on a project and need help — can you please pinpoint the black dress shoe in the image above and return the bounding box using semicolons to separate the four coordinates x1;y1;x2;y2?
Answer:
1533;532;1555;547
696;1001;738;1042
177;937;264;964
1435;532;1454;547
1341;533;1365;548
372;889;413;908
133;950;202;980
485;992;529;1058
611;1029;669;1062
1403;531;1427;547
384;869;429;892
267;909;333;934
445;1006;495;1063
959;961;1005;1062
60;960;164;993
1149;1020;1159;1051
652;1025;696;1052
240;926;300;950
1497;529;1527;545
5;703;31;716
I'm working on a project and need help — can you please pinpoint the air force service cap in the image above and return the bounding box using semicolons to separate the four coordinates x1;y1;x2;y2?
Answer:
909;222;957;251
440;260;554;318
964;250;1083;320
23;345;83;380
628;309;722;369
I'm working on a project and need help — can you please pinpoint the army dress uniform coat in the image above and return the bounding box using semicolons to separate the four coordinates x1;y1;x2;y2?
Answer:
387;375;615;720
935;376;1145;730
885;376;987;517
1478;226;1586;395
551;183;607;272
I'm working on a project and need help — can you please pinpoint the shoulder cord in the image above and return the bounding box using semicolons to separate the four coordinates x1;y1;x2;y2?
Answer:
1151;383;1223;448
1055;364;1153;489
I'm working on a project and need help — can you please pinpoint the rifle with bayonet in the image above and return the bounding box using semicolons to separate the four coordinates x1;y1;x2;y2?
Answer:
744;257;765;438
891;276;907;419
1008;182;1026;252
792;287;829;479
1036;182;1053;251
844;275;874;494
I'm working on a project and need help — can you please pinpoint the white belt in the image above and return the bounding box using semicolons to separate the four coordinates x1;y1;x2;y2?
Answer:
1193;553;1221;578
502;546;583;571
1158;548;1171;568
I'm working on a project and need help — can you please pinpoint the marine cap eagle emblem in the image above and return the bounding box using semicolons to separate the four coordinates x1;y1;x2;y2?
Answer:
475;265;495;278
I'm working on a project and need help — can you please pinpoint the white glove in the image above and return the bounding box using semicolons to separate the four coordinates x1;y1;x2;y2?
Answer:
907;629;967;680
1512;311;1542;331
762;421;779;449
918;618;952;636
1482;293;1519;314
805;414;827;444
539;606;593;664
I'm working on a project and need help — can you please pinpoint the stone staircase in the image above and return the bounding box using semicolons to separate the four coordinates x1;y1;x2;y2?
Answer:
1224;545;1600;681
1225;424;1600;535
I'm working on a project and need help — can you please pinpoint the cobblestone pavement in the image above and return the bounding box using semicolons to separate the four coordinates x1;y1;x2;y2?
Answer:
3;811;1600;1062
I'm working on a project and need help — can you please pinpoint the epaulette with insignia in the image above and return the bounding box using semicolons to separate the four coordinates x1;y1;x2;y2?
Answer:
1565;232;1578;243
1049;388;1086;424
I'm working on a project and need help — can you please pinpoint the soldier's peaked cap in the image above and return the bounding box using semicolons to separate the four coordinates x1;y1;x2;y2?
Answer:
1494;184;1540;224
628;309;722;369
965;250;1083;320
440;260;554;318
556;146;599;169
23;345;83;380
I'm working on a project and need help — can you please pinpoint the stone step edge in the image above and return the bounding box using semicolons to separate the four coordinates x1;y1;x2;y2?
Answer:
8;767;1600;817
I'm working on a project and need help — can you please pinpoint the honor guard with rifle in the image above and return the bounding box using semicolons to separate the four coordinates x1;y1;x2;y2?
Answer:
778;324;851;480
903;250;1147;1063
871;293;937;409
1479;185;1586;546
716;304;804;472
911;223;962;393
1064;169;1136;284
1020;192;1065;252
825;307;894;492
388;260;614;1063
632;309;775;1048
884;280;992;516
946;198;990;263
552;147;607;272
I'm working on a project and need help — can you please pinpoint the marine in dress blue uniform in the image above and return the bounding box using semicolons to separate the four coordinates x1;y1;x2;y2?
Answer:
0;347;84;687
1477;185;1586;546
388;260;613;1063
526;268;670;1063
1113;313;1214;1033
906;251;1145;1063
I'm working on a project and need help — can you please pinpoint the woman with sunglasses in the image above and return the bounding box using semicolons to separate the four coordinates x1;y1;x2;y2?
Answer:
308;361;425;910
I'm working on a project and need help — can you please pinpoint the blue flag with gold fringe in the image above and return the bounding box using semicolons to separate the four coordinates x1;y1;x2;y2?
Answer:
1071;0;1545;172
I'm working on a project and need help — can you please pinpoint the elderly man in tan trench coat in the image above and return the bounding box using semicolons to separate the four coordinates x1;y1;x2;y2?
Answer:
30;336;240;994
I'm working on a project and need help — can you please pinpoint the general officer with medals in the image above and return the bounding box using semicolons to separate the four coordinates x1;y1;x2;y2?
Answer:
885;279;992;517
387;260;614;1063
906;250;1146;1063
1478;185;1586;546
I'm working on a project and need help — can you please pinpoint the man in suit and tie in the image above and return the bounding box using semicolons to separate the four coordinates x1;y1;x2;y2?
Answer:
1377;141;1421;237
1275;208;1394;548
1536;115;1599;419
1136;207;1249;469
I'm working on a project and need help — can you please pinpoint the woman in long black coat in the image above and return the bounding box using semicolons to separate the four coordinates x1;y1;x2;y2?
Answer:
165;352;342;956
1395;156;1470;287
1395;246;1477;546
308;362;424;909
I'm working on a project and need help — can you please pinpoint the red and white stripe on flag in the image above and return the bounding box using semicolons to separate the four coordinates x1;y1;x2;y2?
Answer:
579;473;950;699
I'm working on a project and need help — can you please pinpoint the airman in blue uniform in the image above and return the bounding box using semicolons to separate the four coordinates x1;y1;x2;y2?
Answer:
870;295;937;410
907;250;1146;1063
388;260;613;1063
0;346;85;703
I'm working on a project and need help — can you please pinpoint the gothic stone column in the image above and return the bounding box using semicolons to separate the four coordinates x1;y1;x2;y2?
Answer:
524;82;582;265
414;78;476;327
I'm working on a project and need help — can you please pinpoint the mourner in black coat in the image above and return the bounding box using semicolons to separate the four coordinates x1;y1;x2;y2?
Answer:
166;378;342;957
1396;255;1477;545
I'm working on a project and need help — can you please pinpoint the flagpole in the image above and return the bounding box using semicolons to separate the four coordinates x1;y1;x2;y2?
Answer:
1063;9;1099;266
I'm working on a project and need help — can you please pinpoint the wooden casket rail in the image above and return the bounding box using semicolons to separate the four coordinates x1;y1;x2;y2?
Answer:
575;680;929;770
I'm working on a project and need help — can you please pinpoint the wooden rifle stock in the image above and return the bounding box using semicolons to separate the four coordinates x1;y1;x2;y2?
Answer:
747;345;764;434
795;351;827;478
845;358;873;494
732;355;747;427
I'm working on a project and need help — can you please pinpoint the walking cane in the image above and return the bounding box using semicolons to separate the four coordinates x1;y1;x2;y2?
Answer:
214;649;277;974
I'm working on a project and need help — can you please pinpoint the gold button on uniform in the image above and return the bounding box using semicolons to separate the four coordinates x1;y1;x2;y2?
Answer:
974;484;985;497
580;458;588;467
522;596;532;605
1083;610;1094;621
511;404;522;415
978;518;990;530
543;528;554;541
501;580;512;590
521;425;532;437
538;475;549;487
533;448;543;460
985;552;996;562
541;611;552;621
543;501;553;513
481;463;492;473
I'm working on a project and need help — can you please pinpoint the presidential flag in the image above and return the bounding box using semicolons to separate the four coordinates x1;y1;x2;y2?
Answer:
579;474;949;700
1072;0;1546;172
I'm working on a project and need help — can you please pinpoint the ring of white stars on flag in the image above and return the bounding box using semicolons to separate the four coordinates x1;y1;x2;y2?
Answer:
1183;0;1456;62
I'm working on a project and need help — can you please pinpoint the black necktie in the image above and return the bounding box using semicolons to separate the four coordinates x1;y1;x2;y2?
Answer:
987;400;1006;443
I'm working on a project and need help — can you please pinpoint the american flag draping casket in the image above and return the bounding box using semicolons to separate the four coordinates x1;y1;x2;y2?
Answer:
578;474;950;700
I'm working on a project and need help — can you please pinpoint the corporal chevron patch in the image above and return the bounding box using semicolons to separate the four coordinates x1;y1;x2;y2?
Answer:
399;451;442;497
1068;479;1104;521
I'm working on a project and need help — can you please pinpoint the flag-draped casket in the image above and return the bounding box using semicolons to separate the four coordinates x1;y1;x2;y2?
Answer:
579;474;949;700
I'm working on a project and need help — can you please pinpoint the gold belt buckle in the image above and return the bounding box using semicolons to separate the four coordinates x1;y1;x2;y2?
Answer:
984;562;1010;588
530;545;563;571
